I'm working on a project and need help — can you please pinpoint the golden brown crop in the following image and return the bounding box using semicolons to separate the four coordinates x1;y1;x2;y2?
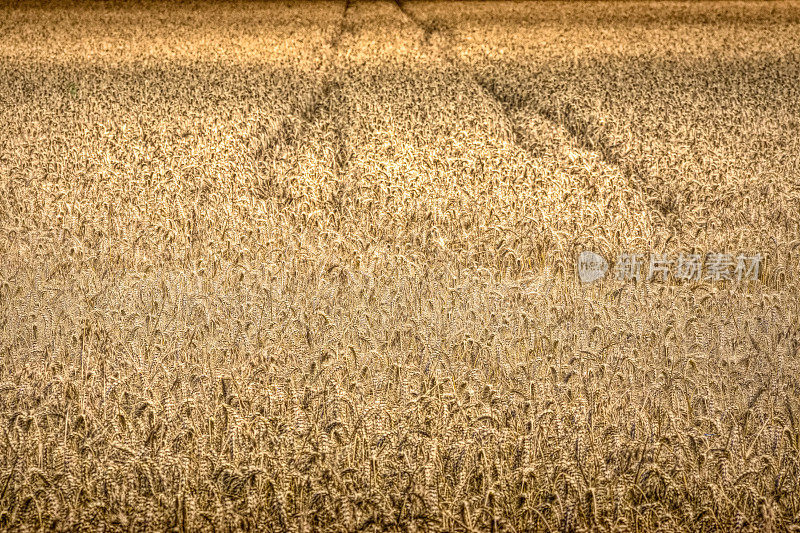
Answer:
1;0;799;531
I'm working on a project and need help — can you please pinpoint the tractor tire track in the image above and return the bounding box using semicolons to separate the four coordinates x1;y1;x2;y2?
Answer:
393;0;676;233
252;0;350;159
250;0;351;203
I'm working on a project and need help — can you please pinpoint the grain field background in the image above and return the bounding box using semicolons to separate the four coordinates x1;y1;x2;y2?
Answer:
1;0;799;531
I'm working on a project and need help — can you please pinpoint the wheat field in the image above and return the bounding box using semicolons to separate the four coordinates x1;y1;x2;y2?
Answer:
1;0;799;531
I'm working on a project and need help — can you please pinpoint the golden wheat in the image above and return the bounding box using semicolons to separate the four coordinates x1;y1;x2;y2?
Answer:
0;0;799;531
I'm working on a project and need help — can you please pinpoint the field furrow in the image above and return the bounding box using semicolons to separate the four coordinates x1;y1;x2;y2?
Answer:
406;0;800;269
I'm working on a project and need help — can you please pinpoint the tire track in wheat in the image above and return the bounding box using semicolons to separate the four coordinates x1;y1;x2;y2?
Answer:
393;0;675;234
249;0;352;204
254;0;350;157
